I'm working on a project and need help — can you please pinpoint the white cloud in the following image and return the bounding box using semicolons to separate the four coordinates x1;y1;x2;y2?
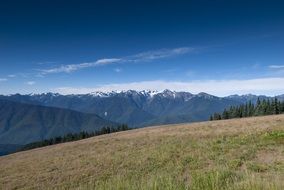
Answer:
39;47;194;75
26;81;36;85
96;58;122;65
40;58;121;74
127;47;194;62
40;62;92;74
53;77;284;96
268;65;284;69
0;78;7;82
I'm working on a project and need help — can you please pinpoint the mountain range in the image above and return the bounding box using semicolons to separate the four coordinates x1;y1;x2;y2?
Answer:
0;99;114;155
0;90;283;155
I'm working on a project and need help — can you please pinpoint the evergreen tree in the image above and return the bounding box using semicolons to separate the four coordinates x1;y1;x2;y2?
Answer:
281;102;284;113
210;98;284;121
213;113;221;120
272;98;279;114
222;109;229;119
20;124;133;151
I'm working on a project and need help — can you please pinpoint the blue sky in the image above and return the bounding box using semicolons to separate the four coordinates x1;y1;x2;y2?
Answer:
1;0;284;96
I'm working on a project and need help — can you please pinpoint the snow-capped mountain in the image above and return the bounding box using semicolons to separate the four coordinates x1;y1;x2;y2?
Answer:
1;90;282;127
85;89;187;98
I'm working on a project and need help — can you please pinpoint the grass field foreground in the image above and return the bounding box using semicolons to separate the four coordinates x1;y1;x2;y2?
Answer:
0;115;284;189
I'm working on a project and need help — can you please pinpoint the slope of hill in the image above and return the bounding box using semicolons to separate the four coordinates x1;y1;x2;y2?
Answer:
0;90;245;127
0;100;115;154
1;115;283;189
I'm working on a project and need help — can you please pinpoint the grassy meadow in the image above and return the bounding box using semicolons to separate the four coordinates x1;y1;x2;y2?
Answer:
0;115;284;189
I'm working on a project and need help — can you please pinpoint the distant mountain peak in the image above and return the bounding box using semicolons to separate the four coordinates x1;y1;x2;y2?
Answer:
139;90;159;97
197;92;216;99
89;91;110;97
4;91;284;103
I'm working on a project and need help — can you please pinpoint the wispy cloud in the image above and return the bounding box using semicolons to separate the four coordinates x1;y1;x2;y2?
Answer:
268;65;284;69
36;61;57;65
126;47;194;62
114;68;122;73
162;68;179;73
53;77;284;96
40;58;122;74
0;78;7;82
39;47;194;75
7;74;16;78
26;81;36;85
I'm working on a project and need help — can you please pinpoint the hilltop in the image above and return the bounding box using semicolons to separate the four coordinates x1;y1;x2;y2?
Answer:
0;114;283;189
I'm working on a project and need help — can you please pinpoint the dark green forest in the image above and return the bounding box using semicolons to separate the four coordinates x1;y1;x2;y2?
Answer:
20;124;131;151
210;98;284;121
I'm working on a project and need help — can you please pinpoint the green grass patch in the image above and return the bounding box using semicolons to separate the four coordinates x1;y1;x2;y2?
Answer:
263;131;284;144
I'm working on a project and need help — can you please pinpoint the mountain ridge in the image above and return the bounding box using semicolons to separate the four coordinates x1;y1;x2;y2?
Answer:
3;89;282;99
2;90;281;128
1;90;283;154
0;99;116;154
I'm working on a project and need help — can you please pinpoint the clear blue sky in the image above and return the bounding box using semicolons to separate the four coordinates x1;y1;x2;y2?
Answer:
1;0;284;96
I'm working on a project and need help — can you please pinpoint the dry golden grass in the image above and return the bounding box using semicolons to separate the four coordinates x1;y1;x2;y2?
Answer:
0;115;284;189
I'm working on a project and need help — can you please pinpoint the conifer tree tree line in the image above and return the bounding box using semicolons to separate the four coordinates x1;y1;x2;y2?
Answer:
20;124;130;151
210;98;284;121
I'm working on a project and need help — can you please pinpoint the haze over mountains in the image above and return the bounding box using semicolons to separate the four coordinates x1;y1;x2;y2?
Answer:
0;90;245;127
1;89;283;155
0;99;115;155
1;90;283;127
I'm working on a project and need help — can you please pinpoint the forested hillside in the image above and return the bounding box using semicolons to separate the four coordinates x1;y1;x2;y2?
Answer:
211;98;284;120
